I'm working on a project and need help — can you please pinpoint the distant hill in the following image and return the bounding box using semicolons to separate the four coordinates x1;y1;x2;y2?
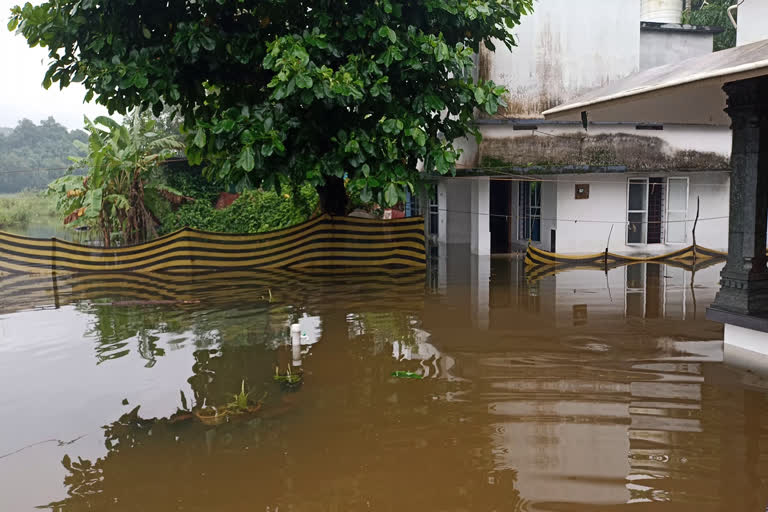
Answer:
0;117;87;193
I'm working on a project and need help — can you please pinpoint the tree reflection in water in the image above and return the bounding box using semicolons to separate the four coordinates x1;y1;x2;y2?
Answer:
39;271;475;511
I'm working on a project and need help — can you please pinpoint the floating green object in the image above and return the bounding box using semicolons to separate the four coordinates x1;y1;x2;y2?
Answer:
391;371;423;380
274;365;303;389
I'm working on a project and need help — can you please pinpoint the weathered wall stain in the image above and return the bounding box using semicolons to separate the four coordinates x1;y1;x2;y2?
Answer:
478;133;731;171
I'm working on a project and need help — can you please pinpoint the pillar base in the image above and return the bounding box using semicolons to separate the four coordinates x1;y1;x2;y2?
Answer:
708;307;768;375
709;272;768;316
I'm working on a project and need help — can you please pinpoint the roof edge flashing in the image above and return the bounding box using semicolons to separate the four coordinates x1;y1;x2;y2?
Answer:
640;21;724;34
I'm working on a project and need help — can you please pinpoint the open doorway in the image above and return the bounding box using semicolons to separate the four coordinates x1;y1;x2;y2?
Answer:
490;180;513;253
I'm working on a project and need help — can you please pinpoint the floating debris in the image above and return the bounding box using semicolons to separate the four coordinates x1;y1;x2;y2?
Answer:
391;371;423;380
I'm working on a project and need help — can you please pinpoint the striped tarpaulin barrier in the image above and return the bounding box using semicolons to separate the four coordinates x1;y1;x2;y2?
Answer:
0;267;428;314
523;244;727;281
0;214;426;275
524;244;726;267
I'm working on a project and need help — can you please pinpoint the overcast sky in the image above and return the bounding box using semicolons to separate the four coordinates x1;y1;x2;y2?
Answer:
0;0;111;131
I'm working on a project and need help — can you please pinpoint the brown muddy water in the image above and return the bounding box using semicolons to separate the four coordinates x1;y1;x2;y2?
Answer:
1;254;768;511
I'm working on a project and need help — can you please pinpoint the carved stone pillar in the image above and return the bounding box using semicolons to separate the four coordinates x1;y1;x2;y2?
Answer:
709;76;768;316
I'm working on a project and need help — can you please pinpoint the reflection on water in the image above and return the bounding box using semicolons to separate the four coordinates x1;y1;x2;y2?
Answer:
1;253;768;511
2;220;89;242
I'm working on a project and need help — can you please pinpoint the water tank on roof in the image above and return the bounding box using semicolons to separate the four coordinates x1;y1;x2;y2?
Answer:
641;0;683;23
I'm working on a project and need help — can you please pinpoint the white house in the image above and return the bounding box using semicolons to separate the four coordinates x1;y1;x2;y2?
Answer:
436;0;732;256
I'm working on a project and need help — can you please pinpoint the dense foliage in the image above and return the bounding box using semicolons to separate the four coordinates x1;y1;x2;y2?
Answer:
0;118;87;193
159;185;318;235
48;111;184;246
0;191;58;228
10;0;533;213
684;0;737;51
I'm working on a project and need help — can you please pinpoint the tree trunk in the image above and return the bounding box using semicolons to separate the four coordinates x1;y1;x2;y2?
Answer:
316;176;348;216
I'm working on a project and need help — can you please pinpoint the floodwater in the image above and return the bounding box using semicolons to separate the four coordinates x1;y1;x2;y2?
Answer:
1;252;767;511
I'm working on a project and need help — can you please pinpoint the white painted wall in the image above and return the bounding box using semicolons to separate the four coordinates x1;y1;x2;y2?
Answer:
541;181;557;251
736;0;768;47
640;30;714;70
485;0;640;118
438;180;471;245
470;177;491;255
554;171;729;254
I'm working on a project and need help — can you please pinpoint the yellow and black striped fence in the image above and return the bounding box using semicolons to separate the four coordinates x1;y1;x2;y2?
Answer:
0;267;428;314
0;214;426;275
524;244;727;281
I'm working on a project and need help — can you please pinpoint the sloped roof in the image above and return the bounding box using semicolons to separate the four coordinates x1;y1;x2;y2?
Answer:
543;39;768;126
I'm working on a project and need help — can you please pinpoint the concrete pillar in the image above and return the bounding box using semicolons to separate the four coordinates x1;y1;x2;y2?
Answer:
470;254;491;330
437;181;448;245
470;177;491;255
709;76;768;316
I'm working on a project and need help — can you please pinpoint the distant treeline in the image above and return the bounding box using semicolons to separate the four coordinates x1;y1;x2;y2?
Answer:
0;117;87;193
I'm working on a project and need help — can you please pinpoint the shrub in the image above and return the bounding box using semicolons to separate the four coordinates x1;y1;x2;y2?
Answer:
0;191;58;228
160;185;318;234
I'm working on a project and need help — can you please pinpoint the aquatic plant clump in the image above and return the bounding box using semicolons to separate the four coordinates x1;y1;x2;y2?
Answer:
274;365;303;390
172;382;266;425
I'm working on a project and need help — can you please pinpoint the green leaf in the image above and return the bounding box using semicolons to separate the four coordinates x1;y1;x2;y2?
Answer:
296;74;313;89
142;27;151;39
384;183;398;205
412;128;426;147
378;26;396;44
436;41;449;62
83;189;103;218
361;163;370;177
345;140;360;153
200;35;216;51
193;128;206;148
474;87;486;104
133;74;149;89
237;146;255;172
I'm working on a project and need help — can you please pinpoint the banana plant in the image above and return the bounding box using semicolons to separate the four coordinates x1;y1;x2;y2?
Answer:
48;110;185;247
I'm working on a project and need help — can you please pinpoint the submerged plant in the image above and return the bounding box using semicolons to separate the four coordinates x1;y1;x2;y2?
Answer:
274;365;303;389
226;380;251;413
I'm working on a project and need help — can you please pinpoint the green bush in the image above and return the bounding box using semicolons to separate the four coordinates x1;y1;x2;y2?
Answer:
0;191;58;228
160;185;319;234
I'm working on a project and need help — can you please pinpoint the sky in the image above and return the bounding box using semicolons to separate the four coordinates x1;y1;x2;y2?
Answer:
0;0;111;131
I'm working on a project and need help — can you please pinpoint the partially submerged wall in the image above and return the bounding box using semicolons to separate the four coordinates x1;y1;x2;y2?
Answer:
554;172;729;255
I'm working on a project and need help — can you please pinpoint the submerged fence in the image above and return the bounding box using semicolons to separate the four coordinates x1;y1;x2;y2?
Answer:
0;267;428;314
0;214;426;275
524;244;727;281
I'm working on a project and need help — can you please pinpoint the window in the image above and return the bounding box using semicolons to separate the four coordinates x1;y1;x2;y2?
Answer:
627;178;648;244
626;177;688;244
428;186;439;237
518;181;541;242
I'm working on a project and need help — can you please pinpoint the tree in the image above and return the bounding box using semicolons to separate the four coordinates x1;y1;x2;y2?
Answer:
10;0;533;214
684;0;737;51
0;117;87;193
48;111;184;247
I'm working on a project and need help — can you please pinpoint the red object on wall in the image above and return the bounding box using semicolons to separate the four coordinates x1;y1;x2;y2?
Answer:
383;208;405;219
215;192;240;210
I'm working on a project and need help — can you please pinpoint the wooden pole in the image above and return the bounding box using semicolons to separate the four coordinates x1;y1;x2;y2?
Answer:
692;196;700;263
604;224;614;272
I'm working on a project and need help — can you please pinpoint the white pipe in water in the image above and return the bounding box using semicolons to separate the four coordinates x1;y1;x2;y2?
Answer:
291;323;302;367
